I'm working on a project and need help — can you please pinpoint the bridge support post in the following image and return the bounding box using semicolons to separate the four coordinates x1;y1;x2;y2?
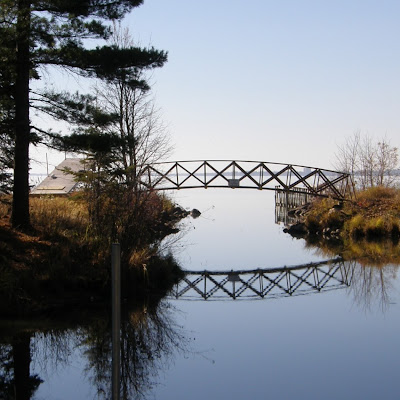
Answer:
284;190;290;225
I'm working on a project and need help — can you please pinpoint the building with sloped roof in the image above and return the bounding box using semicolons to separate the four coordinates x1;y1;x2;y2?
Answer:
30;158;84;196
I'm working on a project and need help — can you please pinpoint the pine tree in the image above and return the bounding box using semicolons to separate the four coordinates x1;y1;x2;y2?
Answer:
0;1;17;194
1;0;167;228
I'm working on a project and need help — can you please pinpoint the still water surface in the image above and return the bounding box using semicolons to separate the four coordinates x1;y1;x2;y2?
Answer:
3;190;400;399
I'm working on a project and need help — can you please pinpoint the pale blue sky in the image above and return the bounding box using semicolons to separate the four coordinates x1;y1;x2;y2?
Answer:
31;0;400;173
127;0;400;168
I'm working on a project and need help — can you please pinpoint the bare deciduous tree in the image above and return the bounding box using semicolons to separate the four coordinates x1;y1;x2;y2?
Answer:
97;23;172;195
375;139;399;187
334;130;361;178
334;131;399;189
73;25;174;258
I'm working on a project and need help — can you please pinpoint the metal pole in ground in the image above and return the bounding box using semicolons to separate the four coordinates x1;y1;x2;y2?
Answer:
112;243;121;400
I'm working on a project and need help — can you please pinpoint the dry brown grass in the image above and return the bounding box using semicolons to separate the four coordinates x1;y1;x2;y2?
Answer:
304;197;346;232
0;191;184;315
352;186;400;218
0;195;11;217
304;186;400;239
30;196;89;239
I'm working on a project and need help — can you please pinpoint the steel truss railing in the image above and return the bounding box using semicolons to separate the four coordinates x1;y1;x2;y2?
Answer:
169;258;355;301
140;160;351;199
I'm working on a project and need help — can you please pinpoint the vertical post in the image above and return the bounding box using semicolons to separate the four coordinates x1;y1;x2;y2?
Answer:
175;163;179;187
285;190;289;225
112;243;121;400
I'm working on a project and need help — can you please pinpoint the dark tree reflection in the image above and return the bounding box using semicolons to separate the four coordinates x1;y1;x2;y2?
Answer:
0;298;188;400
349;262;398;312
1;261;398;398
82;300;188;399
0;332;42;400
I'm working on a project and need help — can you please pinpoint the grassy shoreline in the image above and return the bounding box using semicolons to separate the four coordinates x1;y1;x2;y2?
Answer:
0;193;186;316
285;186;400;264
303;186;400;239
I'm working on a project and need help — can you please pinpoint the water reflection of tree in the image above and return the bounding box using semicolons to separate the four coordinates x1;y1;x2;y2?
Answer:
0;332;42;400
301;236;400;311
349;262;398;312
0;298;188;400
83;300;188;399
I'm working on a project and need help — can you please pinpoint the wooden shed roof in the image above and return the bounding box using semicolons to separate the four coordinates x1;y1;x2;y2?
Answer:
30;158;84;196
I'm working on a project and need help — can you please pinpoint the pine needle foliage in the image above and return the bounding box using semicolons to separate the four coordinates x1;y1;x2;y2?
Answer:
0;0;168;228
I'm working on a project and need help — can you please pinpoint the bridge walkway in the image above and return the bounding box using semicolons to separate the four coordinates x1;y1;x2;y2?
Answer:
141;160;352;200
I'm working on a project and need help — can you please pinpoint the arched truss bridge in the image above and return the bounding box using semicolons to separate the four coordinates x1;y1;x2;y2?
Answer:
141;160;351;199
169;258;355;301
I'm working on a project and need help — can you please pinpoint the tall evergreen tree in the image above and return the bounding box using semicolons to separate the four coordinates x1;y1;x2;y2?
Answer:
0;1;17;194
1;0;167;228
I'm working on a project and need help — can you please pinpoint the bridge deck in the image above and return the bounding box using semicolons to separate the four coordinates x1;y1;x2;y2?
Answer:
140;160;351;199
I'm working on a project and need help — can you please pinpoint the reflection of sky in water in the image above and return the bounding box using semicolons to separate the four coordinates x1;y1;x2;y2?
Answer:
158;290;400;400
33;346;94;399
29;190;400;400
167;189;322;270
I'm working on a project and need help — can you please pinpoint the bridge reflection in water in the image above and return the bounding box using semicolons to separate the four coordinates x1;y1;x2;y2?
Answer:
170;258;354;301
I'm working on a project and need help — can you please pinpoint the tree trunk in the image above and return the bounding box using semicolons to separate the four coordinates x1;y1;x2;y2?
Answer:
12;0;31;229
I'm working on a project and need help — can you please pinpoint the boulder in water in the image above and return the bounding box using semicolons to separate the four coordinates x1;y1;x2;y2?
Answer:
191;208;201;219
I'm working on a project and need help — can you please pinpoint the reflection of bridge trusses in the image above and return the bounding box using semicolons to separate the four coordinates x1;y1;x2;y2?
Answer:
170;259;354;301
141;160;351;199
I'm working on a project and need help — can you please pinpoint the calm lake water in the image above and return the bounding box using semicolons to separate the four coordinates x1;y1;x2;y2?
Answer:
2;190;400;399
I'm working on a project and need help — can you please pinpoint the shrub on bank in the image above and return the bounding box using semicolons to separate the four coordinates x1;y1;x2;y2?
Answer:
0;191;185;315
356;186;399;202
303;198;346;233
